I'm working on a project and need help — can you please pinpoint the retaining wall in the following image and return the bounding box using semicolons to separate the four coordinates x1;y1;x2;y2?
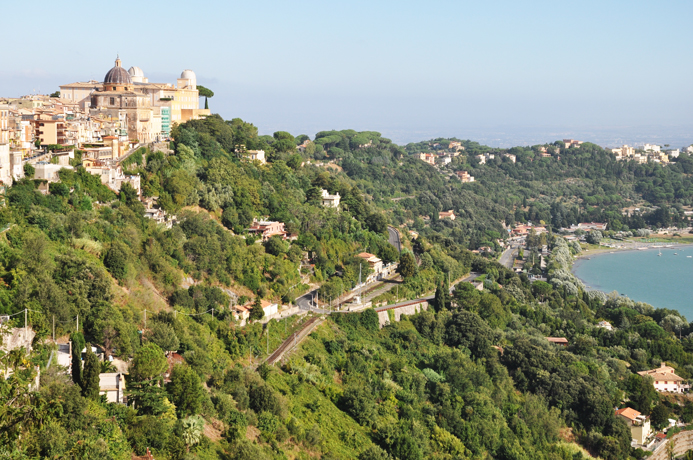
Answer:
377;301;428;328
649;429;693;460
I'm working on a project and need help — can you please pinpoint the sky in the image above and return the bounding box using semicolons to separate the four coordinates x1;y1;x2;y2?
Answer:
2;0;692;147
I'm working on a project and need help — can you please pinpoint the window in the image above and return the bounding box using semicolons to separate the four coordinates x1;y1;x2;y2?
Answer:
110;97;115;105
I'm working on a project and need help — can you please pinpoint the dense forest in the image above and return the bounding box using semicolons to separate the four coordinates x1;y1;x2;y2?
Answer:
1;114;693;459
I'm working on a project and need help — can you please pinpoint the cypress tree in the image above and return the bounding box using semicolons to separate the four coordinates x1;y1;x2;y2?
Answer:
81;344;101;399
70;332;85;387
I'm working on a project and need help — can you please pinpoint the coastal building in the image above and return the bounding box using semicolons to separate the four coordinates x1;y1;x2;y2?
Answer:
643;143;661;153
503;153;516;163
448;141;463;151
615;407;651;445
638;363;689;393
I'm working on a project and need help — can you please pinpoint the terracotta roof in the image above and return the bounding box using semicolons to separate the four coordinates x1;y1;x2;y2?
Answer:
638;371;684;382
615;407;641;421
546;337;568;344
357;252;377;259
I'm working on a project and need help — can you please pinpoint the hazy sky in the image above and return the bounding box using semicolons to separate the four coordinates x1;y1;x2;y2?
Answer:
2;0;692;146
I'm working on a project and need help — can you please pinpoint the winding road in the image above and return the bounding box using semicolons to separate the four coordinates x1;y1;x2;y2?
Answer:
387;226;402;252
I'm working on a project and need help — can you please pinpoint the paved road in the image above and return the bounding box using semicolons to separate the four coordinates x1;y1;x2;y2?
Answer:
499;245;517;269
387;226;402;252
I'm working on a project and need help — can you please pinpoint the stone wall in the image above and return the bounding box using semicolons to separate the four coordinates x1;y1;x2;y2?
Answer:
649;429;693;460
377;301;429;328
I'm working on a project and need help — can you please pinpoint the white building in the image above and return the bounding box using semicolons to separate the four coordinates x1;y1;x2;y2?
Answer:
99;373;126;403
643;143;661;153
638;363;689;393
596;320;613;331
247;150;266;164
33;162;73;183
321;189;341;208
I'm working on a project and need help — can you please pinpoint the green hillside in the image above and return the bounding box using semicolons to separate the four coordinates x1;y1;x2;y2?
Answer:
1;114;692;459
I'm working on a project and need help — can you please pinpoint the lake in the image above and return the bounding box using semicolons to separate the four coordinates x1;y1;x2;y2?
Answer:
572;246;693;320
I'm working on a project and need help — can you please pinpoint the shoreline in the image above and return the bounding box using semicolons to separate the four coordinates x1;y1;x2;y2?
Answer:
574;242;693;261
570;242;693;316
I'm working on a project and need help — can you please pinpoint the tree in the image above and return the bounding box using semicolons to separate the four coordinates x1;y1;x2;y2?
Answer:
130;343;168;382
452;282;480;309
361;308;380;331
532;280;552;301
147;322;179;352
434;277;451;311
70;332;85;387
196;85;214;110
365;213;388;234
586;230;603;244
104;242;129;281
444;310;494;358
264;235;287;256
81;344;100;399
181;415;205;451
391;433;422;460
398;252;417;278
49;91;60;98
650;403;670;431
167;365;204;417
23;163;35;179
250;296;264;321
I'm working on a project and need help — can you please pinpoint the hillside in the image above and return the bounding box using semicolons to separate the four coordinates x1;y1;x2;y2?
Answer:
1;115;693;459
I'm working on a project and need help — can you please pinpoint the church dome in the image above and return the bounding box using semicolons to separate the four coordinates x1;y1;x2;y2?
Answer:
180;69;196;80
128;66;144;77
104;57;132;85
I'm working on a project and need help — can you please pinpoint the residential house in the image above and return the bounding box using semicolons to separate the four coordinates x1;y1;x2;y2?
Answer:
475;154;486;165
448;141;463;151
638;363;689;393
99;373;126;403
597;320;614;331
248;219;286;241
643;143;661;153
33;162;73;183
261;300;279;317
439;210;456;221
615;407;651;445
545;337;568;346
578;222;608;231
457;171;474;183
247;150;266;164
512;225;547;236
503;153;516;163
321;189;340;208
438;155;451;166
357;252;384;283
563;139;583;148
232;304;250;323
417;152;436;165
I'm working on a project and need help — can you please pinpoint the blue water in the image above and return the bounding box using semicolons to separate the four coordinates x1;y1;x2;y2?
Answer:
572;247;693;320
